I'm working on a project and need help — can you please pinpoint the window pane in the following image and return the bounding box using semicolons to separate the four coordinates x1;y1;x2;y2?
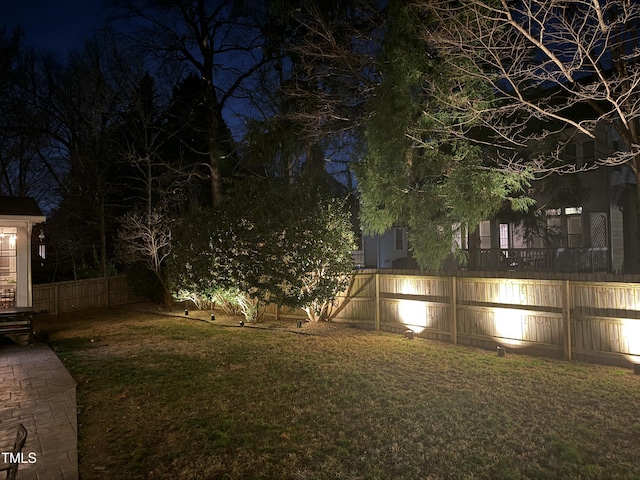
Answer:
479;221;491;249
567;216;582;247
582;140;595;160
0;228;17;308
394;228;403;250
499;224;509;249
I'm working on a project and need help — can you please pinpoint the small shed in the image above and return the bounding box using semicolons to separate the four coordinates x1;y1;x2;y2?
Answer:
0;197;46;310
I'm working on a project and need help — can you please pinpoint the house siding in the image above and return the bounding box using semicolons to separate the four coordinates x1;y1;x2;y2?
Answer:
610;205;624;272
363;228;409;268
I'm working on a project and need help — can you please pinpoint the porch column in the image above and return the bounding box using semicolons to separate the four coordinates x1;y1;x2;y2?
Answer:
15;223;33;308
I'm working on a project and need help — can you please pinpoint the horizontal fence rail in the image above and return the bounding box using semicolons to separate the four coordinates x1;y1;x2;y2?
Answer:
263;270;640;369
33;276;138;316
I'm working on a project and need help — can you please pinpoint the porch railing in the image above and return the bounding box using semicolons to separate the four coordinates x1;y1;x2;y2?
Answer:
473;247;609;273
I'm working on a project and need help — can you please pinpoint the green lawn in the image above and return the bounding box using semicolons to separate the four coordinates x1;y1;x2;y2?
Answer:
42;308;640;479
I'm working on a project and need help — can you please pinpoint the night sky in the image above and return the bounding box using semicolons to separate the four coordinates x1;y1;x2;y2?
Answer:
1;0;106;54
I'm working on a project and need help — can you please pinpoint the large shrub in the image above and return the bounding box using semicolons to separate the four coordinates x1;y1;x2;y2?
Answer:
167;181;356;322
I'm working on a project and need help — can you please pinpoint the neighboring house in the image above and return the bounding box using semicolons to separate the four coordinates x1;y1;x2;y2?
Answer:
360;123;640;273
476;123;636;274
357;227;409;269
0;197;46;309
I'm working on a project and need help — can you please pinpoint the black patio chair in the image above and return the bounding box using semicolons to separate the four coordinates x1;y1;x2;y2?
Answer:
0;424;28;480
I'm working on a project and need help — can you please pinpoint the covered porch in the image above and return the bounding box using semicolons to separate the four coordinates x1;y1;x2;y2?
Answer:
0;198;46;345
473;247;609;273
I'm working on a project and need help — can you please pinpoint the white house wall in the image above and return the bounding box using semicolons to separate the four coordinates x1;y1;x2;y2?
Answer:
362;228;408;268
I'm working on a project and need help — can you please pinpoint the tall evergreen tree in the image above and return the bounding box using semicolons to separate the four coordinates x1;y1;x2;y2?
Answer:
355;2;533;269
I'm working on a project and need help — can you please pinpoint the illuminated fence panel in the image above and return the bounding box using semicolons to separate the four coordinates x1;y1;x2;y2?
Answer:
456;306;562;349
379;298;450;336
377;274;452;339
379;275;450;299
571;317;640;355
454;277;564;355
571;282;640;316
456;277;563;309
264;270;640;368
569;282;640;363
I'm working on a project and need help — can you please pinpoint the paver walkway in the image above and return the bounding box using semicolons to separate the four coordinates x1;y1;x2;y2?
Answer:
0;343;78;480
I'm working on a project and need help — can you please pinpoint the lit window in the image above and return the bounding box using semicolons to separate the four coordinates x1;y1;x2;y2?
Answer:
499;224;509;249
479;221;491;249
0;228;17;308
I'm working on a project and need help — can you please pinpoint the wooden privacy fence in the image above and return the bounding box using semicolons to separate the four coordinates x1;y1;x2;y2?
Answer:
33;276;138;316
263;270;640;368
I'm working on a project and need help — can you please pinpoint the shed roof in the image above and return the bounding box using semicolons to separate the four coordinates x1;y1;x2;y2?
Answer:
0;197;46;221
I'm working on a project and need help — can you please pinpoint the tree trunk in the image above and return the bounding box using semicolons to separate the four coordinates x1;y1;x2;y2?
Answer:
208;138;223;207
205;83;224;207
98;194;107;277
162;287;173;308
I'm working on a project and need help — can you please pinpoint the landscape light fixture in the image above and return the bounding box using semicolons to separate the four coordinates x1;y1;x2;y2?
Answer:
497;346;505;357
184;309;188;316
239;320;244;327
211;314;215;322
296;320;302;328
38;230;46;260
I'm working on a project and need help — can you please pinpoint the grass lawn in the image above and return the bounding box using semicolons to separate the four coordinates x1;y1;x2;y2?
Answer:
40;307;640;480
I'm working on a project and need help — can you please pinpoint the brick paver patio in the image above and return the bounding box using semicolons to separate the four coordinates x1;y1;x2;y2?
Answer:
0;343;78;480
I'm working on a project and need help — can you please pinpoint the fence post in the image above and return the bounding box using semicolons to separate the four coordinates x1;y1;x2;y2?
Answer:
375;273;380;331
106;277;110;309
451;276;458;344
563;279;572;360
54;284;59;317
275;304;280;321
